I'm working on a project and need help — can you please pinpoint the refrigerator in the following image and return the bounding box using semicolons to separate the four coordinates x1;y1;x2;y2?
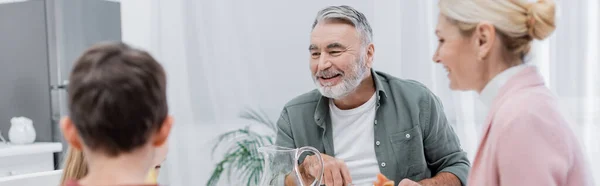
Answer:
0;0;122;168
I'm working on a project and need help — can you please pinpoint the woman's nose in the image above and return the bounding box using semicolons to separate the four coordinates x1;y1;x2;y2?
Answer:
432;51;441;63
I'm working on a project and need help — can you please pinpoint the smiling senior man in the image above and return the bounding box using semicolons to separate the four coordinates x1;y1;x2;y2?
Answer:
275;5;470;186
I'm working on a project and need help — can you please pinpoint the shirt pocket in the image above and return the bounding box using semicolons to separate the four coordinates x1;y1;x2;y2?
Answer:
390;125;427;178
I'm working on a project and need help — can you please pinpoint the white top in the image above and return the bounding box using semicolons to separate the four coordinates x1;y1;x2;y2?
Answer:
330;94;379;185
0;142;62;157
479;64;528;108
478;64;527;137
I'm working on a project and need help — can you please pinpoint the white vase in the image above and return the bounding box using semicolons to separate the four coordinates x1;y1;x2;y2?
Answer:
8;117;36;144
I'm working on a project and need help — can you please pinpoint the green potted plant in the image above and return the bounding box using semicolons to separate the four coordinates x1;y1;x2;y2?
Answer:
206;108;277;186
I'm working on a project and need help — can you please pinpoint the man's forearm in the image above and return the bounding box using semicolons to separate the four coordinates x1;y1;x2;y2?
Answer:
418;172;461;186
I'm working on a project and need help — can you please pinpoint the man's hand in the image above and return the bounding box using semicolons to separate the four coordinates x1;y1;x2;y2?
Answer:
300;153;352;186
415;172;461;186
398;179;422;186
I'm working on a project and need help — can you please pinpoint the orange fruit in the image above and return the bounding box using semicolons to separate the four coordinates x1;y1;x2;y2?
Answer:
373;173;394;186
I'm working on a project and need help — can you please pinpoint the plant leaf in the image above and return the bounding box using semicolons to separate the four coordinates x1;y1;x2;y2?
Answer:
207;108;277;186
211;128;249;157
239;108;277;133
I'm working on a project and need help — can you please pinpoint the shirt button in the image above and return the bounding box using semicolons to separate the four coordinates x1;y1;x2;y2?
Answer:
406;133;411;138
381;162;386;167
376;141;381;146
374;120;378;125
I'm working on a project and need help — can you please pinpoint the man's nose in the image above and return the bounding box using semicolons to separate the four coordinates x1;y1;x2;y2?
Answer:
317;54;332;71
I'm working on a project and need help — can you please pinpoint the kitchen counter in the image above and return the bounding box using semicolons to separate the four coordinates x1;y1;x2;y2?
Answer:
0;142;62;157
0;142;62;178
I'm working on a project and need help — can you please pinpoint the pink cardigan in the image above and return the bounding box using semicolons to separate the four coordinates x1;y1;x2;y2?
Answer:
467;67;592;185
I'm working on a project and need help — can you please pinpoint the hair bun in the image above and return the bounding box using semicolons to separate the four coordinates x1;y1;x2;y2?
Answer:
526;0;556;40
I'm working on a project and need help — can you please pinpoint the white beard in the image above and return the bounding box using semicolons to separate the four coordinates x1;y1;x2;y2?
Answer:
313;56;368;99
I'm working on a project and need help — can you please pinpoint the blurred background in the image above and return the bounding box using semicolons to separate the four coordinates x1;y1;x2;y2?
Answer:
0;0;598;185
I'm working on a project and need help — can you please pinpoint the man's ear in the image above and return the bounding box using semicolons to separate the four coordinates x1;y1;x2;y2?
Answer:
365;43;375;68
475;22;496;61
60;117;83;150
152;115;173;147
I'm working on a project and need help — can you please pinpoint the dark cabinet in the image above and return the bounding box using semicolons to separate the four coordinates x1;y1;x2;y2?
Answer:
0;0;121;167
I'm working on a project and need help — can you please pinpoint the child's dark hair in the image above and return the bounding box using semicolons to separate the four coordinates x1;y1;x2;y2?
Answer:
68;42;168;157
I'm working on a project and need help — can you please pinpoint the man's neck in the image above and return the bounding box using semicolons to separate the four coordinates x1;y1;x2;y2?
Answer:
79;149;154;185
333;71;376;110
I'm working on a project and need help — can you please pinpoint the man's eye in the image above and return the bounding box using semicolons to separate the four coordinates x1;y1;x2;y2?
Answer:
311;52;321;58
329;51;342;55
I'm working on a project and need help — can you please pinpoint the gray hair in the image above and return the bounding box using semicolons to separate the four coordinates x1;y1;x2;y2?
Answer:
312;5;373;46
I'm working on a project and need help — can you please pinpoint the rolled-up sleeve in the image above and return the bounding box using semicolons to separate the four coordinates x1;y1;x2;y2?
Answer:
421;92;470;185
274;108;297;186
275;108;295;149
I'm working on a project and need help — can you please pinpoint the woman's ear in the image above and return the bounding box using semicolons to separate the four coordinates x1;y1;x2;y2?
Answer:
474;22;496;61
60;117;83;150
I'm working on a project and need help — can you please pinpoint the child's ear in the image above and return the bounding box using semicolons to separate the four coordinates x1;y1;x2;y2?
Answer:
60;117;83;150
153;115;173;147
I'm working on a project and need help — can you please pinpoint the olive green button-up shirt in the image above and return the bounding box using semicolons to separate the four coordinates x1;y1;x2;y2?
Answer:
275;69;470;185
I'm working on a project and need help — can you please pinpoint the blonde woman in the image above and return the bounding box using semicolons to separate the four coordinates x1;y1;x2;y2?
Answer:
433;0;591;185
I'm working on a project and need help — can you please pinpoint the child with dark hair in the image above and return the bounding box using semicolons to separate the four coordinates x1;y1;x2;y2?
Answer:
60;41;173;186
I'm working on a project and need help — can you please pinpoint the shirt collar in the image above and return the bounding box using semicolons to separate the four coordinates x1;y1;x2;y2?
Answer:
372;69;388;100
479;64;528;108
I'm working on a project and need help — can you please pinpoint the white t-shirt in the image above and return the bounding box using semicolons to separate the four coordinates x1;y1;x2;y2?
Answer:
329;93;380;185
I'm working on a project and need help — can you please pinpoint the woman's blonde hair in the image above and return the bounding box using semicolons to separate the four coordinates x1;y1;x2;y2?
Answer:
439;0;556;59
60;148;88;185
58;147;163;185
